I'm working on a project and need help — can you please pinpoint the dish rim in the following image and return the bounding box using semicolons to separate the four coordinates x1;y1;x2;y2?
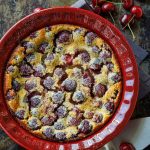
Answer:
0;7;139;150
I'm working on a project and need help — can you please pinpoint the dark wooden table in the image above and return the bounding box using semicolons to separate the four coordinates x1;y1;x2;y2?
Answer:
0;0;150;149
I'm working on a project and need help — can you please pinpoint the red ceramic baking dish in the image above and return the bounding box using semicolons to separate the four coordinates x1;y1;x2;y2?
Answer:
0;7;139;150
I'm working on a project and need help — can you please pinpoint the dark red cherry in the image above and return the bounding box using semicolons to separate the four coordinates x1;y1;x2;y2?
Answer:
92;46;101;53
130;6;143;19
56;105;68;118
6;89;16;100
30;95;41;107
89;58;102;72
44;53;54;62
92;0;105;7
25;80;36;92
55;132;66;141
12;80;20;91
101;2;116;26
15;109;25;120
43;127;54;139
7;65;15;73
93;6;101;14
82;71;94;88
120;14;134;27
123;0;134;10
111;72;121;83
21;41;34;52
28;118;41;130
79;51;90;63
78;120;92;134
54;67;66;81
102;2;115;13
92;113;103;123
38;42;49;53
33;64;46;77
104;101;114;114
72;107;84;118
119;142;135;150
106;62;114;71
101;3;116;25
28;92;42;107
99;50;111;64
41;115;57;126
62;54;73;65
61;78;76;92
57;31;72;44
93;83;107;97
20;63;33;76
68;117;81;126
51;91;64;104
85;32;97;45
120;14;135;40
42;76;54;90
26;53;35;63
54;122;64;130
72;91;85;103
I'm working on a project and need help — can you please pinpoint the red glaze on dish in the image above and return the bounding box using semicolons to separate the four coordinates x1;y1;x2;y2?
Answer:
0;7;139;150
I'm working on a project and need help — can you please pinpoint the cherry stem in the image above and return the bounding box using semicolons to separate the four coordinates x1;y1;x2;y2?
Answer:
106;1;123;4
127;24;135;40
113;3;123;5
96;0;98;6
109;12;116;26
122;15;135;30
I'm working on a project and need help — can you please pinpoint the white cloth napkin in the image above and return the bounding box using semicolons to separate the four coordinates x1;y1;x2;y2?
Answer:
113;117;150;150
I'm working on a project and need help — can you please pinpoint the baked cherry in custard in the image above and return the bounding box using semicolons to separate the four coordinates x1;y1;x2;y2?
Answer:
4;24;122;141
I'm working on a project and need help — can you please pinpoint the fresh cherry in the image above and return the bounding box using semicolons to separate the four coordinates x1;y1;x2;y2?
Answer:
102;2;116;25
120;14;135;40
62;54;73;65
93;6;101;14
92;0;105;7
130;6;143;19
119;142;135;150
122;0;134;10
102;2;115;13
120;5;143;40
120;14;134;27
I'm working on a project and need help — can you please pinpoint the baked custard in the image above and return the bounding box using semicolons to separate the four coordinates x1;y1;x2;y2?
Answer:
4;24;122;141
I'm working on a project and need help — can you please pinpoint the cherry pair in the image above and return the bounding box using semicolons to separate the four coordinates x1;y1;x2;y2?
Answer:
92;0;135;14
92;0;116;24
91;0;136;25
91;0;143;40
120;5;143;40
